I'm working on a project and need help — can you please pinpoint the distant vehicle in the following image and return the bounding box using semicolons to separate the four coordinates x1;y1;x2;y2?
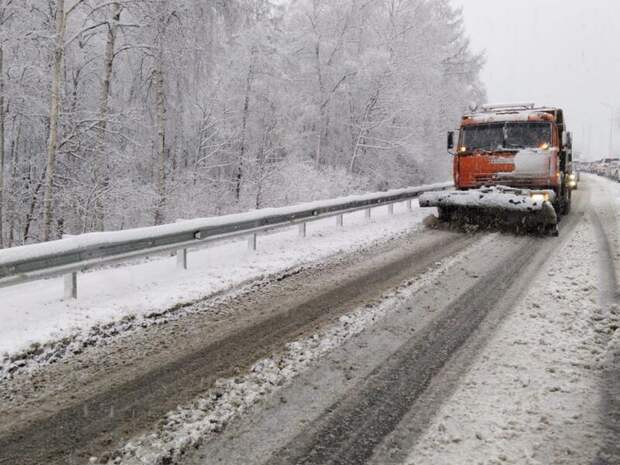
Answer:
568;171;579;190
420;103;573;235
608;159;620;181
597;158;618;177
590;158;620;180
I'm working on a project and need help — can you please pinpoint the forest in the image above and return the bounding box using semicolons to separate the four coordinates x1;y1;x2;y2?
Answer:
0;0;484;246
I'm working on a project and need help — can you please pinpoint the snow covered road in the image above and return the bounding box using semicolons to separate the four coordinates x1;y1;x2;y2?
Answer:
0;175;618;465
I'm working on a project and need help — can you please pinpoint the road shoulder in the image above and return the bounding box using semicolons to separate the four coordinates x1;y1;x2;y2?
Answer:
404;213;613;465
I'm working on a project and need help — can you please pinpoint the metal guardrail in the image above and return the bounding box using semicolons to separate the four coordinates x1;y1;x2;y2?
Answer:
0;182;452;298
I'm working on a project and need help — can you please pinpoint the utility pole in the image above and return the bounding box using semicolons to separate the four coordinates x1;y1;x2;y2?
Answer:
609;113;613;157
601;103;619;158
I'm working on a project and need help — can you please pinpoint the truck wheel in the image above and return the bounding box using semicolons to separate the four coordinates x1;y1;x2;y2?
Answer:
562;189;572;215
438;207;451;222
552;201;562;222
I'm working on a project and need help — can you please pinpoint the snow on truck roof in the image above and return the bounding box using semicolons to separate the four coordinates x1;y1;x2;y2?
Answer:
463;103;559;124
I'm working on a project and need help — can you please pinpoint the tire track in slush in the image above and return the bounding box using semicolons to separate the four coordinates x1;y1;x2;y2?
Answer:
590;203;620;465
0;231;476;465
264;235;544;465
263;185;588;465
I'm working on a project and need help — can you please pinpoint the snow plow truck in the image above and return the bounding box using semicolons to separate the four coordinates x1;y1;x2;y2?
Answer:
420;103;573;236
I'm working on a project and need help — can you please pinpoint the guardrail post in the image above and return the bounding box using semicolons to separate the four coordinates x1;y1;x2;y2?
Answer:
336;214;344;227
365;208;372;221
406;199;413;211
298;222;307;238
248;232;257;251
388;204;394;216
64;272;77;300
177;248;188;270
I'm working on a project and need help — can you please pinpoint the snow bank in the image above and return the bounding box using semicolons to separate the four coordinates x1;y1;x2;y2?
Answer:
420;185;555;212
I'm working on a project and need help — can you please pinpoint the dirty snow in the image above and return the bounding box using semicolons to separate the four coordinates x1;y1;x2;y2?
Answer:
105;241;476;465
405;217;616;465
588;173;620;289
420;185;555;211
0;200;432;359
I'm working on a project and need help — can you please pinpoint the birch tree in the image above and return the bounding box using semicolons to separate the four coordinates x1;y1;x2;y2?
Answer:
42;0;66;241
0;0;15;248
0;46;5;248
93;1;122;230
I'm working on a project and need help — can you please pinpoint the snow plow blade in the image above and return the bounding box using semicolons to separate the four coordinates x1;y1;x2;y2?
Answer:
419;186;558;235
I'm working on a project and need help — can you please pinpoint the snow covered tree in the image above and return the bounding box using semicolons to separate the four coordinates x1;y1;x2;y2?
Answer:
0;0;484;246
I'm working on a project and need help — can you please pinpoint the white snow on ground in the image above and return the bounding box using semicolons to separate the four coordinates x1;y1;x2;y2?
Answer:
106;239;481;465
405;217;617;465
0;200;431;358
589;174;620;287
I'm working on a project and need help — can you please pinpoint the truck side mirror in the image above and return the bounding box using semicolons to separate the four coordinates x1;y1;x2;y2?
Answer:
562;131;568;148
447;131;455;151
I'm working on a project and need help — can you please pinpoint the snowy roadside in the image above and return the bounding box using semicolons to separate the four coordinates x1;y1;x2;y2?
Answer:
405;214;618;464
588;174;620;289
0;200;430;363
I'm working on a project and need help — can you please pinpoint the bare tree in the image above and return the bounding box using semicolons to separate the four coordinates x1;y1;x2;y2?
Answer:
93;1;122;230
150;3;171;226
153;43;166;225
0;46;5;248
235;45;257;201
0;0;16;248
42;0;66;241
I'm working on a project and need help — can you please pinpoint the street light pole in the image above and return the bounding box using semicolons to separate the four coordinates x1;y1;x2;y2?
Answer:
601;103;619;157
610;113;613;157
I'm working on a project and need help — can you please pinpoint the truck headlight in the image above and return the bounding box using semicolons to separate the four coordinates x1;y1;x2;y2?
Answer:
531;193;549;203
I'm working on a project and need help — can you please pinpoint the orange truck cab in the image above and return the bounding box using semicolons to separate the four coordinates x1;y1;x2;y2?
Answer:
447;103;573;215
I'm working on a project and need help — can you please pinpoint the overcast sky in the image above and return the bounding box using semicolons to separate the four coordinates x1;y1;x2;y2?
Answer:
453;0;620;160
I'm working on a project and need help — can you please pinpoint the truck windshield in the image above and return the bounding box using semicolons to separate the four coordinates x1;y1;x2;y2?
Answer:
461;122;552;151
